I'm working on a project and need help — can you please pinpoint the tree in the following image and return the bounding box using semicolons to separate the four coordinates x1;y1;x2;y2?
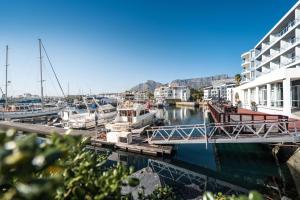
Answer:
190;88;204;101
147;92;154;100
235;74;241;86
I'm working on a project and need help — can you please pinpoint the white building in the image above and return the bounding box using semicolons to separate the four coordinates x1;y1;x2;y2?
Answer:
154;85;190;102
203;80;236;101
233;1;300;118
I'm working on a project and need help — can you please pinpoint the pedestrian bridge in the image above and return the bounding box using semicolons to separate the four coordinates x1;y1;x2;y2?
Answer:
148;159;248;195
147;119;300;144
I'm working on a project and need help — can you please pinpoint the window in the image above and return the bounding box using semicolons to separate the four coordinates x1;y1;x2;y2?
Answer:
244;90;249;105
271;83;283;107
292;82;300;108
250;88;255;102
259;86;267;106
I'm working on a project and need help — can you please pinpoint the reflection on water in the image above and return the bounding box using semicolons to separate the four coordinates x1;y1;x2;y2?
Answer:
101;106;299;199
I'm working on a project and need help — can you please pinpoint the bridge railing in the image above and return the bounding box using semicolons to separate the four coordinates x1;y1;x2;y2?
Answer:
147;119;300;144
208;102;288;123
148;159;248;195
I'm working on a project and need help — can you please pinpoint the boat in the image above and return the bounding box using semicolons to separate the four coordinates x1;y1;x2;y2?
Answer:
105;101;155;132
61;99;117;129
0;102;63;120
0;40;65;120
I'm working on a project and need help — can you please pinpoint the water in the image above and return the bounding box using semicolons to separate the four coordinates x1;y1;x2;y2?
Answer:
105;106;299;199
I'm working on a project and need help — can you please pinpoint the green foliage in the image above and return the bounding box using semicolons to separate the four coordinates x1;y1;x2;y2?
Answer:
0;129;265;200
0;130;62;200
235;74;241;86
147;92;154;100
190;88;203;101
0;130;177;200
138;186;177;200
203;191;263;200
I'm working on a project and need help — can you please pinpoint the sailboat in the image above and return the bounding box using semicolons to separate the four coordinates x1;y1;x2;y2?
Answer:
0;39;64;120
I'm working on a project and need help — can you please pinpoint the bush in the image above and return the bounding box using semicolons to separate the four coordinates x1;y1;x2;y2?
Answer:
0;130;176;200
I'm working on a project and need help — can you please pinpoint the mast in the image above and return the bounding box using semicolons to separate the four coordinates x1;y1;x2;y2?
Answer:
39;39;44;108
5;45;8;109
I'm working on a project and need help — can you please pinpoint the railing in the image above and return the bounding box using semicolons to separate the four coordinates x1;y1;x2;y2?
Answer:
208;102;288;123
148;159;248;195
147;119;300;144
255;19;300;58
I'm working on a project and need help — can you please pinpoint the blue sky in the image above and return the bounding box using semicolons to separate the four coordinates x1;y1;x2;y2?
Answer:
0;0;298;96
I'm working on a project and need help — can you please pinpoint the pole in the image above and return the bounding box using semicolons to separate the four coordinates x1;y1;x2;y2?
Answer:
39;39;44;108
5;45;8;110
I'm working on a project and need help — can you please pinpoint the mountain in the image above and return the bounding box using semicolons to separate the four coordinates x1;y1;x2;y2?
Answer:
129;74;232;92
130;80;163;93
169;74;230;89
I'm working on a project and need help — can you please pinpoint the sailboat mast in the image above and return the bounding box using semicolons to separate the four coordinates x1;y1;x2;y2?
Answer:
39;39;44;107
5;45;8;109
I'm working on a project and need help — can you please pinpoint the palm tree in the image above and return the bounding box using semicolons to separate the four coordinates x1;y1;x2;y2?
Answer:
235;74;241;85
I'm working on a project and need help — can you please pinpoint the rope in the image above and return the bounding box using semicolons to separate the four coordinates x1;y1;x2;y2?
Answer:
40;41;65;98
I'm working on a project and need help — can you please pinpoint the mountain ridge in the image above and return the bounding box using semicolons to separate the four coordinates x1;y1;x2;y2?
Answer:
129;74;232;92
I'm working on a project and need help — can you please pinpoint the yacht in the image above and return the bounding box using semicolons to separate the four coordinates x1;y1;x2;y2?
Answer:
0;98;63;120
61;104;117;129
105;101;155;132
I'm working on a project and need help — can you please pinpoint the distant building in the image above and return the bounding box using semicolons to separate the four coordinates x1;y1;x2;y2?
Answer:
154;85;190;102
233;1;300;118
203;80;236;101
133;92;148;102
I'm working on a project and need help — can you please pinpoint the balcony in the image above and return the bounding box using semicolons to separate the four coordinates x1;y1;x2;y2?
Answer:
254;38;300;69
281;56;300;67
275;19;298;38
255;19;300;58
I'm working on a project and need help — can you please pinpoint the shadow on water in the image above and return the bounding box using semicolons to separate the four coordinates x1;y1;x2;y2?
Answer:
95;106;299;199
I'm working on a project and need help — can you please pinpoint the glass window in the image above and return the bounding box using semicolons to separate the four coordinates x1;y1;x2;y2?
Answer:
244;90;249;105
250;88;255;102
271;83;283;107
259;86;267;106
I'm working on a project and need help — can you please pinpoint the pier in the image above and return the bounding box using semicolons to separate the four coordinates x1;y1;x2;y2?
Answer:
0;121;172;156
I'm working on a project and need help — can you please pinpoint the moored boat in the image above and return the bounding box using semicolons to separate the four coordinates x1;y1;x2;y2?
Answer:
105;101;155;132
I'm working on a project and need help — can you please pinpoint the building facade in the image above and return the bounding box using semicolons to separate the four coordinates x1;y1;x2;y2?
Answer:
233;1;300;118
203;80;236;101
154;85;190;102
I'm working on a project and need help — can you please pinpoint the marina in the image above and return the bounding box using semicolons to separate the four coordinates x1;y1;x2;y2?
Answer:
1;1;300;199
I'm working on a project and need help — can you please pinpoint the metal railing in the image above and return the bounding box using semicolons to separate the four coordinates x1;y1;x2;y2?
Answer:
255;19;300;58
147;119;300;144
148;159;248;195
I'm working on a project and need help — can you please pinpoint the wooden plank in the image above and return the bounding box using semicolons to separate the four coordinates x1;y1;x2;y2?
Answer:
0;121;93;137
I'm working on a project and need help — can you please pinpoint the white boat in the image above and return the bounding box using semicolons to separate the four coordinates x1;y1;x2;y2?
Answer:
105;101;155;132
61;104;117;129
0;103;63;120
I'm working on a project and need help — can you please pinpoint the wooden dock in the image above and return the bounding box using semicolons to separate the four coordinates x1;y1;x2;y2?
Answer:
0;121;173;156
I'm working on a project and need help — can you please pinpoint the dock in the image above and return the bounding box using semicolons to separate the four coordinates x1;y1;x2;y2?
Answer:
175;101;199;107
0;121;173;156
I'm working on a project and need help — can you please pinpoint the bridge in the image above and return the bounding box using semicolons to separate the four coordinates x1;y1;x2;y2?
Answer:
148;159;248;195
147;119;300;144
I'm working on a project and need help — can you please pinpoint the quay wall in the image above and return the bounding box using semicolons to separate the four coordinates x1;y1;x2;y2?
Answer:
175;101;199;107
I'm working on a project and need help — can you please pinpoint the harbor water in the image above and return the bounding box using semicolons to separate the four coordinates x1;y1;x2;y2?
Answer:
104;106;299;199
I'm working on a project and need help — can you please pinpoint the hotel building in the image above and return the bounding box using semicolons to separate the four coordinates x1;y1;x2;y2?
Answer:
234;1;300;118
154;85;190;102
204;79;236;102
